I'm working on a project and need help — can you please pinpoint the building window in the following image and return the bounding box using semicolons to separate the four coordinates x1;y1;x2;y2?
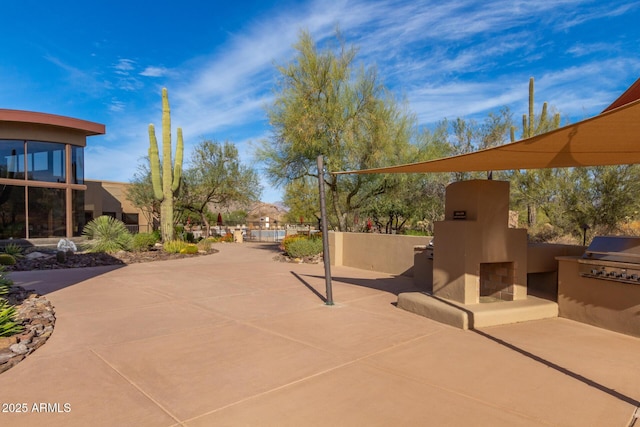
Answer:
122;213;138;225
0;185;26;239
71;146;84;184
26;141;66;183
122;212;139;233
102;212;117;219
0;140;25;180
27;187;66;238
72;190;85;236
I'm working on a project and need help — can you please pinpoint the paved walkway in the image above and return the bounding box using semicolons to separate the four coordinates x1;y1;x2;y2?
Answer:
0;242;638;426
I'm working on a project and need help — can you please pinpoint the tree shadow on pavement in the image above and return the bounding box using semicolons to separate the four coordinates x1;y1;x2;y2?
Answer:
9;265;125;295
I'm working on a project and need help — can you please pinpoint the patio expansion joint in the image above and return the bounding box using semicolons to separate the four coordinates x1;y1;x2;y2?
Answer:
358;355;555;426
182;327;453;424
629;406;640;427
89;349;187;426
180;349;368;424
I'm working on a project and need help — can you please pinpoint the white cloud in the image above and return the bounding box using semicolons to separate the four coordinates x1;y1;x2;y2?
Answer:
113;58;135;74
108;99;126;113
140;66;169;77
77;0;640;203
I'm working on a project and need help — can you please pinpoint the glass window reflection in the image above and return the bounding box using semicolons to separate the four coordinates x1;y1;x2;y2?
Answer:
0;140;25;180
27;141;66;183
28;187;66;238
71;146;84;184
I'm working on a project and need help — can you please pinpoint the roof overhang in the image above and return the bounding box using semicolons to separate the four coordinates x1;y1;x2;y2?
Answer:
0;109;105;136
335;78;640;175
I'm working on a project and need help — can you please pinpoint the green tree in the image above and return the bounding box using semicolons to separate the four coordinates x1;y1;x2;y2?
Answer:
181;140;261;237
360;122;452;234
447;107;514;181
258;30;414;231
509;77;561;227
449;117;478;182
407;123;457;233
552;165;640;239
126;159;160;232
282;177;319;225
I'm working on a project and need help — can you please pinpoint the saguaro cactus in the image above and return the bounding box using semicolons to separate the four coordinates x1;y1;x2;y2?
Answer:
149;88;184;242
510;77;562;227
513;77;561;141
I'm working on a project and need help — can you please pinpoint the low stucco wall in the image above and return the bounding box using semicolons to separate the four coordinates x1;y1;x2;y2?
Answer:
557;257;640;338
329;234;584;278
329;232;432;277
526;243;585;300
528;243;585;273
329;234;585;298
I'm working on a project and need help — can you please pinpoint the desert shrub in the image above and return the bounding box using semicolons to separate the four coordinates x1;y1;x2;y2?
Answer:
132;232;160;251
286;236;323;258
163;239;189;254
0;254;16;266
2;243;24;259
280;234;305;253
82;216;133;253
618;220;640;236
179;244;199;254
197;239;212;252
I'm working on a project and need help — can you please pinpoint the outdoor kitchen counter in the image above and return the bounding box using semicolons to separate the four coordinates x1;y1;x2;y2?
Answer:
557;256;640;338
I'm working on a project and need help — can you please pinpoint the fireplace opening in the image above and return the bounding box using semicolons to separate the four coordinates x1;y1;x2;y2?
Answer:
479;262;515;302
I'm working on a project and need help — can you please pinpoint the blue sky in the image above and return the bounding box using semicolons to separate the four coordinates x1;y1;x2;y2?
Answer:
1;0;639;203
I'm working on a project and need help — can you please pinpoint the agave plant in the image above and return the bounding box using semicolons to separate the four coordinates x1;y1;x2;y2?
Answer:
82;216;133;253
0;266;13;296
2;242;24;259
0;300;23;337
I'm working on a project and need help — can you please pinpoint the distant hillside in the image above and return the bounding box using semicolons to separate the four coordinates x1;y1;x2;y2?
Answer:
247;202;288;223
209;201;289;223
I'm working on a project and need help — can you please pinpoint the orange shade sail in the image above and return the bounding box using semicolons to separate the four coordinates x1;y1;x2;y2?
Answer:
335;78;640;175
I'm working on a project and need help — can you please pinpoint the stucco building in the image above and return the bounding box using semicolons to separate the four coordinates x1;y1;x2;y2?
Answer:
0;109;148;240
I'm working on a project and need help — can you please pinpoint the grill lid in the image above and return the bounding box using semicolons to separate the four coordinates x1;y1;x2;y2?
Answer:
583;235;640;264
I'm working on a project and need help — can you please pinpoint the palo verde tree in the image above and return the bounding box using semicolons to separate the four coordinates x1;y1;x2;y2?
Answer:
180;140;261;237
148;88;184;242
282;176;319;225
259;30;414;231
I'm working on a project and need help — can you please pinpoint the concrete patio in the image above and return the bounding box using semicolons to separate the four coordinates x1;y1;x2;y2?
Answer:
0;242;638;426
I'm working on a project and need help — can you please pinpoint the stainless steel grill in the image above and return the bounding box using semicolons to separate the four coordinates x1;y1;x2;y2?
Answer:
578;236;640;284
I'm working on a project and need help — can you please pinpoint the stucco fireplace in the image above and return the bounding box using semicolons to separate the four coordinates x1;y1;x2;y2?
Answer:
432;180;527;305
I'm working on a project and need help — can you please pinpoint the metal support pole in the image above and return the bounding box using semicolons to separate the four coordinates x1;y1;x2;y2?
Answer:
317;155;334;305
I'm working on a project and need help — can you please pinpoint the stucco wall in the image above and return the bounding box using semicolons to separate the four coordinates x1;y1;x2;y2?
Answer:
557;257;640;338
329;232;432;276
329;232;584;299
84;180;151;232
528;243;585;272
